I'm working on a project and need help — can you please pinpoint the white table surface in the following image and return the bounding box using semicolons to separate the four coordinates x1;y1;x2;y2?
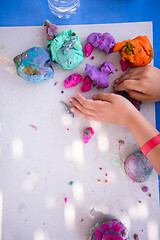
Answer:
0;22;159;240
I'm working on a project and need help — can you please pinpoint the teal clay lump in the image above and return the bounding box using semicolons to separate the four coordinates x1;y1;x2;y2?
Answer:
13;47;54;83
45;22;83;70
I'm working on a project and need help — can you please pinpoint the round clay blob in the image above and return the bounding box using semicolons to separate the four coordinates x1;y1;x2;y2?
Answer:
124;152;153;183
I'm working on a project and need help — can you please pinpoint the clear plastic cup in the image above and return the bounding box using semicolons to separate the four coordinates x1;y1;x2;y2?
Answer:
47;0;80;19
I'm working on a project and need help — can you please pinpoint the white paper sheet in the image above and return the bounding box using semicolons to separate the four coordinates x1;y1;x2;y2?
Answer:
0;22;159;240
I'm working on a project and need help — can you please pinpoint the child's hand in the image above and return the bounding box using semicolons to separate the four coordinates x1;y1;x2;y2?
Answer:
114;65;160;102
70;92;138;128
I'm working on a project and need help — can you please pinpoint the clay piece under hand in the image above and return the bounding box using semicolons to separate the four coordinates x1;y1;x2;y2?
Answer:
115;90;142;111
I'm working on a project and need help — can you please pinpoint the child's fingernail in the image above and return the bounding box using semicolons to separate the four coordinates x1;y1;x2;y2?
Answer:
114;84;118;91
125;89;128;92
92;94;96;99
115;78;120;83
70;108;75;112
70;99;72;103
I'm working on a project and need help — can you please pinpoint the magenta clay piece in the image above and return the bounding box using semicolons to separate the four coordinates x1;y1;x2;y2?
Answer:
85;61;114;88
120;60;132;72
83;43;93;57
64;73;83;88
87;32;116;54
81;76;92;92
83;127;94;144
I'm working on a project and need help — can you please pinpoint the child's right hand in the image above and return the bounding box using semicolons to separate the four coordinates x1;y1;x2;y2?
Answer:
114;65;160;102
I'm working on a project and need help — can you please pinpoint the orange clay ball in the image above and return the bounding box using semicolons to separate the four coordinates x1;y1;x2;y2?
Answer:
113;36;154;67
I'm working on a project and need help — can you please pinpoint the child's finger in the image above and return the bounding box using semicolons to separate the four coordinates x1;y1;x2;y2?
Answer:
70;97;95;116
76;92;95;110
115;73;141;85
115;67;144;84
71;107;97;121
128;90;151;102
115;79;144;92
92;93;116;103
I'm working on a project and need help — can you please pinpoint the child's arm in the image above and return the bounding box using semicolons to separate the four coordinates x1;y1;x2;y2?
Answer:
126;109;160;175
70;92;160;175
114;65;160;102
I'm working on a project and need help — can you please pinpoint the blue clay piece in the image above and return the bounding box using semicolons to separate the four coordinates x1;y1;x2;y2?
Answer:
13;47;54;83
124;152;153;183
47;29;84;70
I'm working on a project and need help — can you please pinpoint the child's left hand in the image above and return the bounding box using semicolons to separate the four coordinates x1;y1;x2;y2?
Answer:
70;91;138;128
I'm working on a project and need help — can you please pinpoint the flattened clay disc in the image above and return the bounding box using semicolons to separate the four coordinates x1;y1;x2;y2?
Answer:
89;218;128;240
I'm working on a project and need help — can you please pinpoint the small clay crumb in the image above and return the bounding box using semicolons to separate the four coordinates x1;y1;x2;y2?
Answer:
134;234;139;240
91;56;95;60
69;181;74;186
115;69;118;71
81;218;84;222
138;200;142;203
148;193;151;197
142;186;149;192
72;32;76;36
119;140;124;145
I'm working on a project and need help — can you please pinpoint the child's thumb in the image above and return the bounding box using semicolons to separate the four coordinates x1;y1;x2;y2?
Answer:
92;93;114;102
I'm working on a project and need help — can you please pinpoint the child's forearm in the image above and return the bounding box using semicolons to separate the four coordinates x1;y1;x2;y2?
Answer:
127;111;160;175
